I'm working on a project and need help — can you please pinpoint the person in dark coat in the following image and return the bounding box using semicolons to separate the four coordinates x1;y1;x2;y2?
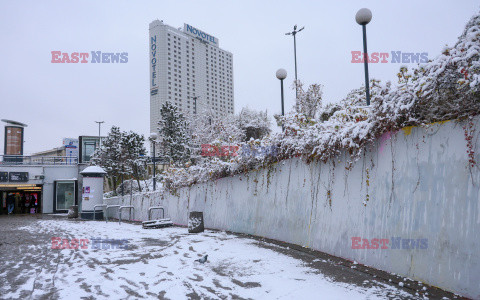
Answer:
7;193;14;214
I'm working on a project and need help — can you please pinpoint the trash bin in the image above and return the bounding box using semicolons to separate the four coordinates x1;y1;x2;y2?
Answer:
188;211;204;233
68;205;78;219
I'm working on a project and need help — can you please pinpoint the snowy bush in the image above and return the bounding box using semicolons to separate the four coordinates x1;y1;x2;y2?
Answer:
159;11;480;190
275;11;480;162
236;107;271;141
91;126;147;194
157;101;191;166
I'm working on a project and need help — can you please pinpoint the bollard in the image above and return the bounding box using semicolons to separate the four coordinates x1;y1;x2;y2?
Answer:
188;211;204;233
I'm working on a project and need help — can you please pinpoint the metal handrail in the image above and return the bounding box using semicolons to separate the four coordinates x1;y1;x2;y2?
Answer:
119;206;135;224
105;205;120;222
93;204;107;220
148;206;165;220
0;155;78;166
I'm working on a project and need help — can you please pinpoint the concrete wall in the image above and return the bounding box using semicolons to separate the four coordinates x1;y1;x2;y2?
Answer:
105;117;480;298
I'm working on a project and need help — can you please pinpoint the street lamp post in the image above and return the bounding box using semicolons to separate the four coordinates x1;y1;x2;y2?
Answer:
150;132;158;191
285;25;304;99
121;165;124;196
355;8;373;106
192;96;199;114
95;121;104;148
276;68;287;131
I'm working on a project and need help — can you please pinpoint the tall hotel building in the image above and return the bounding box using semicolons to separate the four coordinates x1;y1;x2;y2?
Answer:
149;20;234;134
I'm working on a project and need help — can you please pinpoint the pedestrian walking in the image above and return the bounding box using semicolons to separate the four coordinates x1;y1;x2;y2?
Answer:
7;193;14;214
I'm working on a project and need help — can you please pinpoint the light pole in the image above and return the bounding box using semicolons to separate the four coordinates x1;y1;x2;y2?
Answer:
150;132;158;191
285;25;304;99
192;96;199;114
355;8;373;106
121;165;124;196
276;68;287;131
95;121;104;148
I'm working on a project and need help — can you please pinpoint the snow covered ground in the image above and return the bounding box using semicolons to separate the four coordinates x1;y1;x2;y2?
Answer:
0;216;445;299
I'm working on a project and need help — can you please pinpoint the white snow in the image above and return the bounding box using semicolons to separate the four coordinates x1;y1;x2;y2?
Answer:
80;166;107;174
6;220;416;299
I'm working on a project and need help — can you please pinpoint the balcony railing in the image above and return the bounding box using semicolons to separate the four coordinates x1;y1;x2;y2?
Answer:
0;155;78;165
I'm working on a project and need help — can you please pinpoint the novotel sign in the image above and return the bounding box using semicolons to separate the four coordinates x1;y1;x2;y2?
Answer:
150;34;157;90
184;24;219;46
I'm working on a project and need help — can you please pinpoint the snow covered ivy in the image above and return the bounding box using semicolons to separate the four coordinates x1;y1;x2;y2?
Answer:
160;11;480;190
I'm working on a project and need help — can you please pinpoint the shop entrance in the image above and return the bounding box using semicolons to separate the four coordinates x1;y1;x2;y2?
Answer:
0;184;42;215
54;180;77;213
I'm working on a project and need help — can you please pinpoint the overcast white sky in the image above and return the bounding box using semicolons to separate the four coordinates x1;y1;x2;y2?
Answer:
0;0;478;155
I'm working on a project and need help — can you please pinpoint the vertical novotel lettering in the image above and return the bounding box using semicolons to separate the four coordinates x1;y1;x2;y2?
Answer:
150;35;157;88
184;24;218;46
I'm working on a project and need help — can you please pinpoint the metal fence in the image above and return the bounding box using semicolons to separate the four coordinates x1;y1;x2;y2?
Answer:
0;155;78;165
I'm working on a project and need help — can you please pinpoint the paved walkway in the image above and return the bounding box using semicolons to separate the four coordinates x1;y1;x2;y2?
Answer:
0;215;460;299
